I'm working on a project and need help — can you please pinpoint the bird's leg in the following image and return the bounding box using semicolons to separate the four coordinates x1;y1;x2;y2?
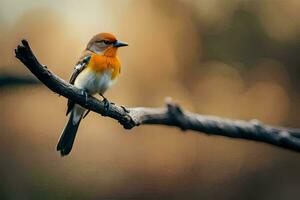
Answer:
81;89;91;118
100;93;110;111
81;89;89;105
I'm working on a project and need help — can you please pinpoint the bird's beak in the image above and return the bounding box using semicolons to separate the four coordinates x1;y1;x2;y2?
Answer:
113;40;128;47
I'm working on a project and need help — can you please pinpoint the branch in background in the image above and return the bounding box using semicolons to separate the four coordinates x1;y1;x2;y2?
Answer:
0;74;39;88
15;40;300;153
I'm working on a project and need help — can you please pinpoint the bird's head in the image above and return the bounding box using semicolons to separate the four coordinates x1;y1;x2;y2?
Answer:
86;32;128;57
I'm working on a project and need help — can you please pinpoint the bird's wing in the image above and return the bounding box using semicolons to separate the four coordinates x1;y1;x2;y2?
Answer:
66;52;92;115
69;53;91;84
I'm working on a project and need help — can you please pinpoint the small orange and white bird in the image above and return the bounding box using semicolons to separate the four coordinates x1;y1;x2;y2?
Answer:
57;32;128;156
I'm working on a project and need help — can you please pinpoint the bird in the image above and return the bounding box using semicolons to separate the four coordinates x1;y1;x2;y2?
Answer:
57;32;128;156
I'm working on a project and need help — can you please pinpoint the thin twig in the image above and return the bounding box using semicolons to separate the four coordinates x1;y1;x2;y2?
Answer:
15;40;300;153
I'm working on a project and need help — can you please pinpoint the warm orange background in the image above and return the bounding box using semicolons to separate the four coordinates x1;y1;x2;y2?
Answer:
1;0;300;199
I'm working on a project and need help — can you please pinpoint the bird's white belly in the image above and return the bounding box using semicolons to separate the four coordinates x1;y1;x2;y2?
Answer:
74;68;115;94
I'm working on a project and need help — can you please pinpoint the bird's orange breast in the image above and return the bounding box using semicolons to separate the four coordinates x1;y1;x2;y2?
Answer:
88;54;121;80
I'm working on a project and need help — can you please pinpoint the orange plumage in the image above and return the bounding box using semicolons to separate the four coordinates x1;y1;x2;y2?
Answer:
89;53;121;79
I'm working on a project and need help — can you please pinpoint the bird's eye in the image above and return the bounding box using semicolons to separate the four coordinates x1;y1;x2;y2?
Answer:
103;40;111;45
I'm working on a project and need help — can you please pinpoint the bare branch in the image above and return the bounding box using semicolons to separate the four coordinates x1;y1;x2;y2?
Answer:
15;40;300;153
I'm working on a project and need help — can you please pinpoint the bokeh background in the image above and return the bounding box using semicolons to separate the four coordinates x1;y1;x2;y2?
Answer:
1;0;300;199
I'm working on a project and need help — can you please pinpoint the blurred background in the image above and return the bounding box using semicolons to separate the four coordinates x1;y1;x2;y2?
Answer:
1;0;300;199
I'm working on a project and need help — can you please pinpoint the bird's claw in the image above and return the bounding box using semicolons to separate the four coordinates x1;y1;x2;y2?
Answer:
103;98;110;111
100;93;110;112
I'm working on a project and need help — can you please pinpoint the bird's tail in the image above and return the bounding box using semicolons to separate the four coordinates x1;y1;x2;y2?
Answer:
57;106;84;156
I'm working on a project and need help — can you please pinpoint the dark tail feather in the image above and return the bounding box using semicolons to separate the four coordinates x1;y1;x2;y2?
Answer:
57;111;82;156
